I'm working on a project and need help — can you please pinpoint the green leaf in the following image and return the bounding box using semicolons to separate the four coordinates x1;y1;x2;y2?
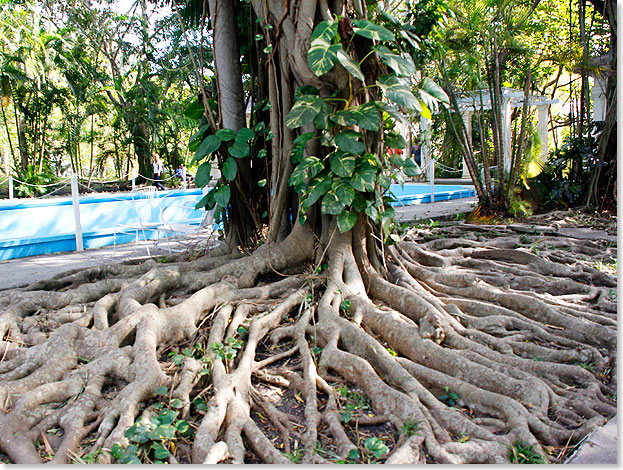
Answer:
111;443;124;460
329;150;356;177
403;158;421;176
321;191;346;215
420;77;449;104
151;443;171;460
215;128;235;141
189;124;210;145
337;211;357;233
333;180;356;206
377;173;392;189
183;101;204;120
193;135;221;163
195;190;215;210
364;202;379;221
235;127;255;143
352;20;395;41
229;142;250;158
331;108;359;126
294;85;319;99
348;449;360;461
170;398;184;408
157;409;178;425
385;131;407;149
376;75;420;111
336;49;365;82
257;179;267;187
303;175;332;210
119;445;141;464
307;38;340;76
147;424;176;441
214;185;231;207
125;424;149;443
195;162;212;187
374;45;415;77
349;162;376;192
313;100;333;130
335;130;365;155
353;102;381;131
311;19;338;42
263;44;273;53
291;131;316;164
175;420;190;434
154;386;168;396
286;96;324;130
257;149;267;159
222;157;237;181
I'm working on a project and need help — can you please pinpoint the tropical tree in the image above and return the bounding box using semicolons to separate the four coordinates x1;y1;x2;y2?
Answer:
0;0;615;465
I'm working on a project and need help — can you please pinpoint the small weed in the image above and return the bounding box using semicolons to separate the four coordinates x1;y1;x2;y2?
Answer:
508;441;545;464
577;361;594;371
438;386;460;407
339;299;352;315
608;289;616;301
594;257;617;274
210;337;244;361
283;443;303;463
338;387;371;424
363;437;389;461
154;256;168;263
401;419;420;437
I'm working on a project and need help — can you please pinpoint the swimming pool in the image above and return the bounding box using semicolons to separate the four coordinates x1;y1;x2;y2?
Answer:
0;183;475;260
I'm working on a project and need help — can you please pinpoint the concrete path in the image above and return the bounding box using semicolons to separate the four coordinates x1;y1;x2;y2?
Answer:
0;196;616;465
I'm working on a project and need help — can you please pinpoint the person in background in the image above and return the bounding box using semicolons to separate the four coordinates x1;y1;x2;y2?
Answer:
152;153;166;190
175;164;194;186
411;141;421;167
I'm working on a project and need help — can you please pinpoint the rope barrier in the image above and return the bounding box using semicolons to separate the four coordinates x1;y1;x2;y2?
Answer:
39;181;72;198
78;172;133;184
137;173;177;182
11;176;72;187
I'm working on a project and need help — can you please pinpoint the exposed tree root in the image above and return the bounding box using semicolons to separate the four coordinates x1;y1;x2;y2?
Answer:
0;221;616;464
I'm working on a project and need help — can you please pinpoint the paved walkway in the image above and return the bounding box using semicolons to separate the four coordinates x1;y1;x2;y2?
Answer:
0;197;616;464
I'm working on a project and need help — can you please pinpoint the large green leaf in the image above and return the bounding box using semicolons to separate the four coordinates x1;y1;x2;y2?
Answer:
374;45;415;77
222;157;237;181
235;127;255;143
184;101;204;120
331;108;359;126
329;150;356;177
291;132;316;163
310;19;338;43
286;96;324;130
336;49;365;82
352;20;395;41
385;131;407;149
303;175;332;210
214;185;231;207
215;128;235;141
420;77;449;105
376;75;420;111
333;180;356;206
403;158;421;176
349;161;376;192
353;102;381;131
189;124;210;145
229;142;250;158
335;130;365;155
314;100;333;130
307;38;340;77
321;191;346;215
337;211;357;233
195;162;212;187
193;135;221;163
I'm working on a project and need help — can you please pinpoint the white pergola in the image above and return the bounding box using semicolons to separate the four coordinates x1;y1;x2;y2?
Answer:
419;87;559;197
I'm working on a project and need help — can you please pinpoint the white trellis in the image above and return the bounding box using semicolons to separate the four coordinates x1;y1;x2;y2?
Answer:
419;87;559;194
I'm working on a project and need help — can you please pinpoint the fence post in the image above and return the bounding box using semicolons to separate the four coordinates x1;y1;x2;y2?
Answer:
70;173;84;251
429;158;435;203
8;175;13;200
132;176;136;192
